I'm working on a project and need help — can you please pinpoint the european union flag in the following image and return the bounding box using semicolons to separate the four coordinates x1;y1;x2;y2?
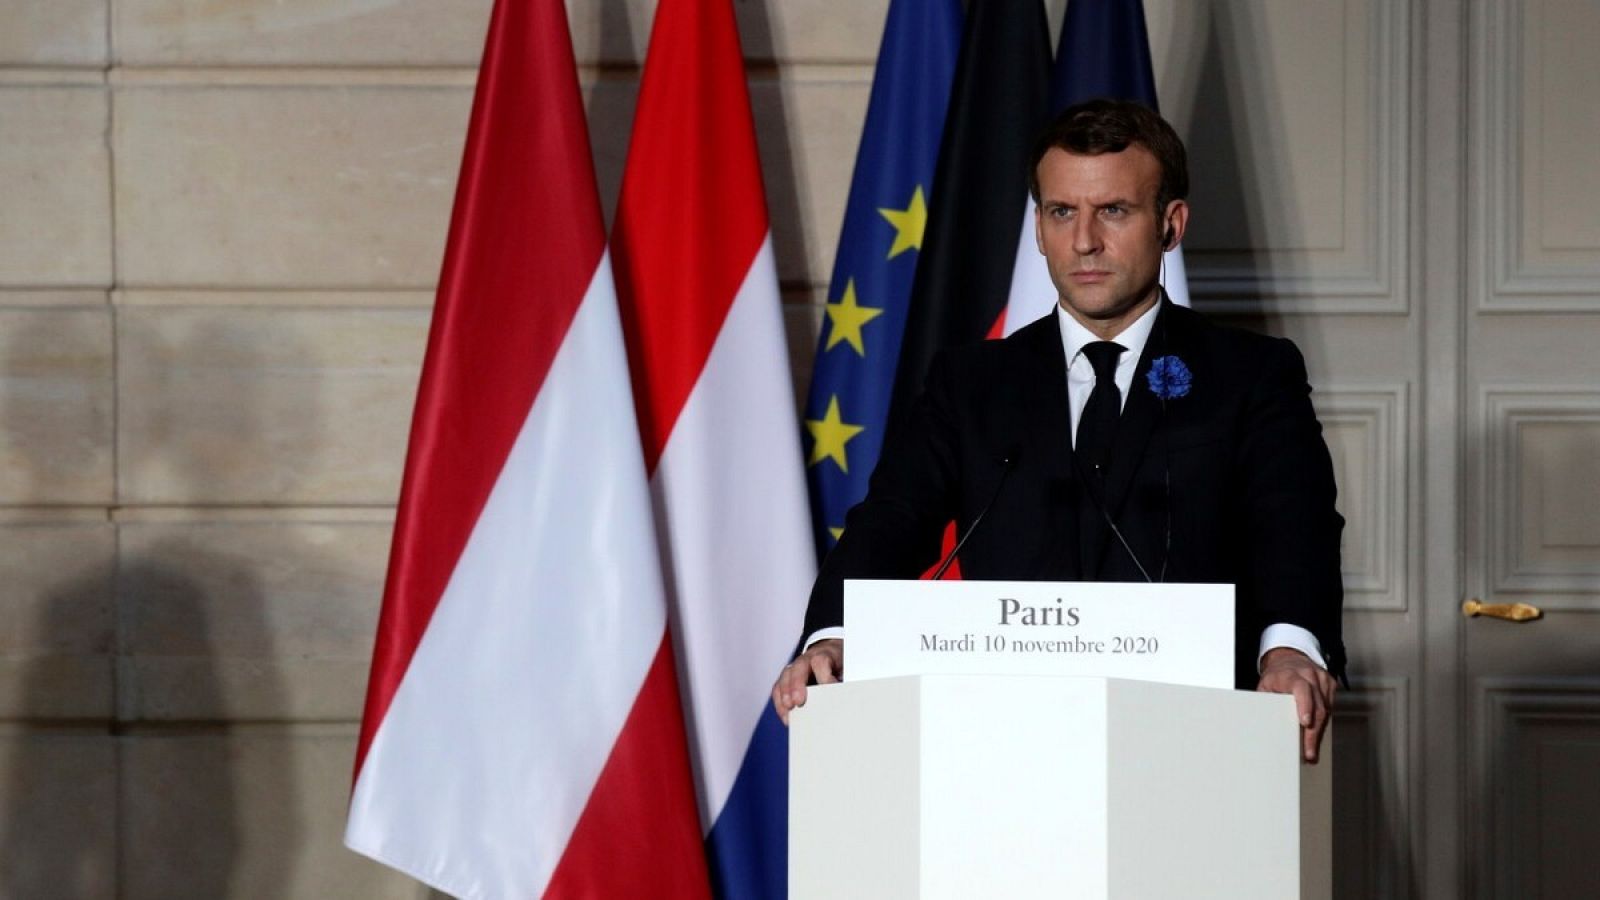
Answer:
803;0;963;553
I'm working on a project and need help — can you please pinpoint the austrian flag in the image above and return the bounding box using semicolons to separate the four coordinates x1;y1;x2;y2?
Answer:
344;0;709;896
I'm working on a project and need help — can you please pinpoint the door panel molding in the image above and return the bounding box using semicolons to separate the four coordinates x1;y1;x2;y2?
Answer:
1478;0;1600;309
1480;388;1600;608
1317;384;1410;610
1183;0;1412;314
1474;679;1600;898
1334;676;1415;898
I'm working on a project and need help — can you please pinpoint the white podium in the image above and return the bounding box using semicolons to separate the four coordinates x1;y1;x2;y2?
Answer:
789;675;1330;899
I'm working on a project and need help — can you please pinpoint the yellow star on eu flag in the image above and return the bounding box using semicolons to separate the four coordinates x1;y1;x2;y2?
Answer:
806;395;865;472
878;186;928;260
824;278;884;356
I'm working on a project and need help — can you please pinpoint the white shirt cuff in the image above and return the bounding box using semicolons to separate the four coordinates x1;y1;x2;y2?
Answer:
1258;623;1326;673
805;627;845;650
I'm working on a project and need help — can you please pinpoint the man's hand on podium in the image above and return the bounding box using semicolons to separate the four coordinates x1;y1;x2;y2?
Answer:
1257;647;1338;764
772;639;843;725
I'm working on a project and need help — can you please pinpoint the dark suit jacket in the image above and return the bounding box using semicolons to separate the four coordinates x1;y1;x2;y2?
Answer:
803;301;1347;688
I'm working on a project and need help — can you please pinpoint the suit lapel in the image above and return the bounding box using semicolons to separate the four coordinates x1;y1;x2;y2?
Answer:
1014;312;1082;580
1102;344;1162;519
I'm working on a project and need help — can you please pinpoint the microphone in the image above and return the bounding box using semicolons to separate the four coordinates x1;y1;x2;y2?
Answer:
1089;486;1154;583
931;446;1020;580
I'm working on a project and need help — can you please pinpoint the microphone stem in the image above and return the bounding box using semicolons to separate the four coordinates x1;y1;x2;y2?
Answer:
931;455;1016;580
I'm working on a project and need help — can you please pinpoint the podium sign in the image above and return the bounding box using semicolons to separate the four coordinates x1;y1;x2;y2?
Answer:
845;579;1233;689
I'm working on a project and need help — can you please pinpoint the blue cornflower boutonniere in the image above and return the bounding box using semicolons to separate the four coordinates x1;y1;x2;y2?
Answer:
1147;355;1193;400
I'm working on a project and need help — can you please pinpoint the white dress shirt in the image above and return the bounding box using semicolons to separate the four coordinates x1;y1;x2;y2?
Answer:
811;302;1327;673
1059;296;1158;424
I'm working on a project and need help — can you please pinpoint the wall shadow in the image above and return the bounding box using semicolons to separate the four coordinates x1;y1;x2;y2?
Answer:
1183;0;1291;338
0;312;301;897
0;557;117;898
113;552;253;898
0;312;120;898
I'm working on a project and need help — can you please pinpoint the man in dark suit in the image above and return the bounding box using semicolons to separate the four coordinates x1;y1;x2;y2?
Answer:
773;100;1344;762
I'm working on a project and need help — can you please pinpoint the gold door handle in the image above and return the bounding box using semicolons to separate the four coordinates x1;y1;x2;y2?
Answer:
1462;599;1543;622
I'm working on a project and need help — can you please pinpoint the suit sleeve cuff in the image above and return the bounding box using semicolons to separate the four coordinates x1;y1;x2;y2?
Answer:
1258;624;1326;673
805;627;845;650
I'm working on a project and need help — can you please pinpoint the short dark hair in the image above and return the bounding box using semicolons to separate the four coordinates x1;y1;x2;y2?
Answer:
1027;99;1189;215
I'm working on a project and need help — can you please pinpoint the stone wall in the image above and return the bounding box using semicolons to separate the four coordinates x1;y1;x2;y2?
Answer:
0;0;890;895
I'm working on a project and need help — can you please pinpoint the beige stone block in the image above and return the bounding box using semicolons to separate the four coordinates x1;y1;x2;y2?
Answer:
118;306;427;504
567;0;889;66
0;523;115;720
0;730;118;899
0;0;108;66
0;87;113;287
115;287;435;308
116;0;491;66
737;0;890;64
0;308;114;504
117;519;391;720
0;654;113;721
114;86;470;288
121;726;425;899
123;654;378;723
752;76;870;288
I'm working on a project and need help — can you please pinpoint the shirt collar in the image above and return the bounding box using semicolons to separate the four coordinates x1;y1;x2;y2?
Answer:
1056;297;1161;368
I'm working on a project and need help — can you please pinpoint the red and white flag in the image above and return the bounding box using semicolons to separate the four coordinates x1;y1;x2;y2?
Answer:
612;0;814;881
344;1;710;896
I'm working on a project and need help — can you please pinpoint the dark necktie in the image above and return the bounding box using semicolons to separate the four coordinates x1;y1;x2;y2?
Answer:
1075;340;1125;482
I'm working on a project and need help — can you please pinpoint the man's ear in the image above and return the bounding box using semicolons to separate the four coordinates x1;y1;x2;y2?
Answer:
1160;200;1190;250
1034;203;1046;255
